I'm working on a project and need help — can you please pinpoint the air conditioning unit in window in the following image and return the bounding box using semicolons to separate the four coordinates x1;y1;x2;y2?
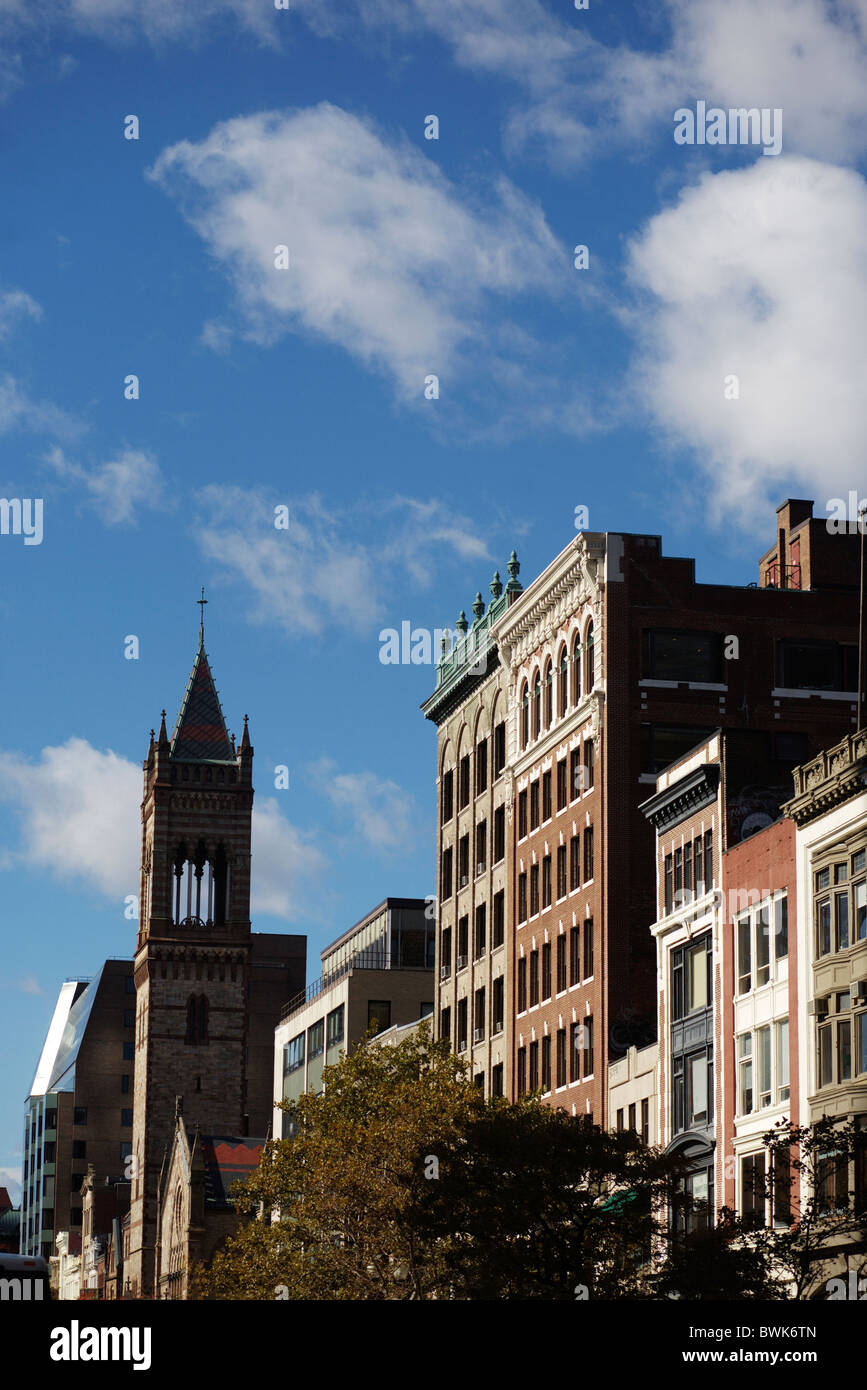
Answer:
852;980;867;1005
808;998;829;1018
473;1027;485;1044
457;1038;467;1052
460;875;468;888
440;964;450;981
476;863;485;875
456;954;467;970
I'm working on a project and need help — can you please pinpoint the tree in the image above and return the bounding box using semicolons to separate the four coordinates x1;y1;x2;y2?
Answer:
194;1025;686;1300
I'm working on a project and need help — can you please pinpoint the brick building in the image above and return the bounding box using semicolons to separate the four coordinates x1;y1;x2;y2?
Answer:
126;620;306;1297
22;961;135;1262
424;501;860;1122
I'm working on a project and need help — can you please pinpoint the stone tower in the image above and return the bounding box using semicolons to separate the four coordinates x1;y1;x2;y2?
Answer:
126;616;305;1297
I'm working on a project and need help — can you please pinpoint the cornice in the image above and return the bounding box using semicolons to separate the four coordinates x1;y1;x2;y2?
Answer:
783;730;867;827
493;533;605;670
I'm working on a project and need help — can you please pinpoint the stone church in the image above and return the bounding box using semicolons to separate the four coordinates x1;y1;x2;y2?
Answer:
125;613;306;1297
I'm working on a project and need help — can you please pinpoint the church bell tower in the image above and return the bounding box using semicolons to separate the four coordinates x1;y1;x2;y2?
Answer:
127;597;256;1297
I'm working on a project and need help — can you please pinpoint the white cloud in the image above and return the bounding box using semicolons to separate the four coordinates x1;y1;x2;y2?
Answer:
0;739;141;898
44;445;165;526
148;104;562;398
309;757;417;855
0;288;41;339
249;797;328;920
623;156;867;527
0;1169;22;1205
193;486;491;636
294;0;867;169
17;974;43;995
0;374;79;439
0;739;327;922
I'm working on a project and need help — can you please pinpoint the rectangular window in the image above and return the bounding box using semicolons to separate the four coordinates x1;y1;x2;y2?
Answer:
556;935;566;992
772;1147;792;1227
367;1000;391;1035
73;1107;87;1127
557;844;567;899
494;722;506;777
530;863;540;916
858;1012;867;1075
641;1098;649;1145
542;942;552;1000
441;769;453;823
542;855;552;908
476;739;488;795
818;1023;833;1087
518;873;527;924
440;926;452;975
674;847;682;900
492;976;504;1034
473;987;485;1042
704;830;713;892
741;1152;766;1227
517;1047;527;1097
492;1063;504;1097
457;915;469;962
542;771;552;822
121;1074;130;1094
693;835;704;895
456;999;467;1051
737;915;751;994
756;904;771;987
327;1005;345;1059
570;835;580;891
584;827;594;882
541;1035;552;1092
530;781;540;829
459;754;471;809
458;834;470;885
775;896;788;959
836;892;850;951
583;1016;594;1076
529;1040;539;1091
683;841;692;898
529;949;540;1007
570;1022;581;1082
839;1019;852;1081
757;1025;771;1108
664;854;673;914
518;789;527;840
474;904;486;958
123;1009;135;1028
556;1029;566;1088
123;1042;134;1061
855;879;867;941
645;628;724;683
440;1006;451;1043
628;1102;636;1132
441;846;453;900
517;957;527;1013
493;890;505;948
777;638;858;692
125;975;135;994
738;1032;753;1115
817;898;832;957
475;821;486;875
493;806;505;863
616;1108;624;1133
776;1018;790;1101
569;925;580;986
584;738;594;789
121;1109;133;1128
583;919;594;979
557;759;568;811
570;747;581;802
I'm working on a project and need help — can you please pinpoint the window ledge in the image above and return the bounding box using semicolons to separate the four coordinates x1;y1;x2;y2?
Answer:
772;686;857;701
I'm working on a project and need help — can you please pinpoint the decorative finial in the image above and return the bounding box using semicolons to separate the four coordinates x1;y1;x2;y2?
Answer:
456;609;468;635
197;586;208;639
472;591;485;622
506;550;523;594
490;570;503;600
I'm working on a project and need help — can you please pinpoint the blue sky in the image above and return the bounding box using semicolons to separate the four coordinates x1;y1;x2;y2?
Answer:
0;0;865;1196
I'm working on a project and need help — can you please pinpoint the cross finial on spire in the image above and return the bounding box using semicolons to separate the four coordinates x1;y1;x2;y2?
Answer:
197;586;208;638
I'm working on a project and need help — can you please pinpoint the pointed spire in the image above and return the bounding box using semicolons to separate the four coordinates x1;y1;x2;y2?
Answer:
506;549;523;595
171;640;234;763
240;713;251;751
158;710;169;747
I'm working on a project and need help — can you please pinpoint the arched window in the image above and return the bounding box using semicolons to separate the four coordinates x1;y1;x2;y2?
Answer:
571;632;582;706
521;681;529;749
198;995;209;1044
558;646;568;717
533;672;541;739
585;621;595;692
172;841;229;928
543;659;553;730
185;996;197;1045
